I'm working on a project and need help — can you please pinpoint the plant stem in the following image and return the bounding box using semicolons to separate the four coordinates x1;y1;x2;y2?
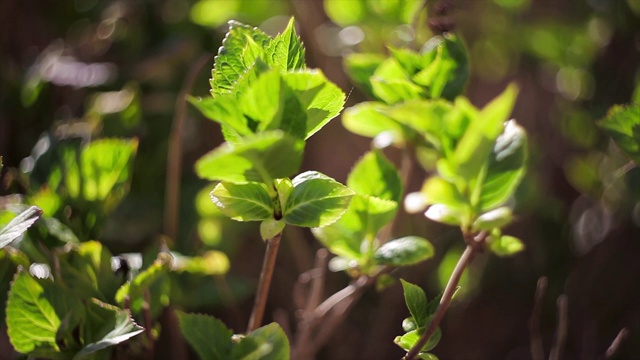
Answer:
605;327;629;359
404;243;477;360
247;231;283;333
529;277;548;360
549;295;568;360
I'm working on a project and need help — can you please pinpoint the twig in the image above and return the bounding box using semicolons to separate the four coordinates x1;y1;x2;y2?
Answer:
247;232;283;333
605;327;629;359
404;241;478;360
164;53;211;240
530;277;548;360
549;295;568;360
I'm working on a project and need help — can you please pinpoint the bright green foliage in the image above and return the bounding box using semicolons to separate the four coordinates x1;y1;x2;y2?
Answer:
210;182;274;221
395;280;442;357
374;236;434;266
0;206;42;248
344;53;386;98
283;171;354;227
598;104;640;163
115;253;172;315
195;131;304;184
177;312;290;360
488;230;525;257
347;150;403;202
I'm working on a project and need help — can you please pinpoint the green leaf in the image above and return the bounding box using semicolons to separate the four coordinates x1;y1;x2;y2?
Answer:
394;326;442;353
0;205;42;248
473;207;513;231
324;0;365;26
342;101;404;142
211;21;270;97
385;99;454;150
173;250;230;276
115;253;172;314
195;131;304;183
371;59;425;104
344;53;385;97
424;204;464;226
189;95;252;141
420;177;467;210
399;279;428;327
489;235;525;257
453;84;518;181
311;217;364;261
266;17;305;72
347;150;402;202
413;34;469;100
210;181;274;221
597;104;640;163
284;171;354;227
260;219;285;241
374;236;434;267
177;312;233;360
478;120;528;211
74;299;144;359
232;323;290;360
282;70;346;139
6;271;82;356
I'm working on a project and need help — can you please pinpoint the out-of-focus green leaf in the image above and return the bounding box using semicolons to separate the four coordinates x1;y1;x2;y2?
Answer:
413;34;469;100
347;150;402;202
284;171;354;227
210;182;274;222
342;102;404;142
260;218;285;241
115;253;172;313
371;59;424;104
453;84;518;181
324;0;365;26
210;21;270;97
231;323;290;360
478;120;528;211
266;17;305;72
75;299;143;359
420;177;467;209
394;326;441;352
172;250;230;276
400;279;428;327
195;131;304;183
424;204;464;226
311;217;363;261
472;207;513;231
489;235;525;256
375;236;434;266
344;53;385;97
598;104;640;163
385;99;454;150
177;312;233;360
0;206;42;249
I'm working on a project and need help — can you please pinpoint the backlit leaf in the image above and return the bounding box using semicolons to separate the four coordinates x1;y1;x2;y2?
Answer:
177;312;233;360
266;17;305;72
0;206;42;249
347;150;402;202
400;279;428;327
210;181;274;221
597;103;640;163
374;236;434;267
344;53;385;97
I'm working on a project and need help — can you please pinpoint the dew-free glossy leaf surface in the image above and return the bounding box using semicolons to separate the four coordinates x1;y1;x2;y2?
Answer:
375;236;434;267
284;171;354;227
210;181;274;221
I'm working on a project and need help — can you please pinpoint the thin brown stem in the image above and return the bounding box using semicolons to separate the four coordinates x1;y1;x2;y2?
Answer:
164;53;211;240
530;277;548;360
247;232;283;333
549;295;568;360
605;327;629;359
404;244;477;360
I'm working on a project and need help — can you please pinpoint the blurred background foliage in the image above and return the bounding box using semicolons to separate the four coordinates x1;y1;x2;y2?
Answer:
1;0;640;358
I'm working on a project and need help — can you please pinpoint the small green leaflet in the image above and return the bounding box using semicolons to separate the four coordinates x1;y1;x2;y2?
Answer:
374;236;434;267
266;17;305;72
400;279;429;327
210;181;274;221
598;103;640;163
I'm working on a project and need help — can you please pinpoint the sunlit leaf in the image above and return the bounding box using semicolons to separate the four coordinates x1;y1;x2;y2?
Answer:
210;181;274;221
284;171;354;227
413;34;469;100
472;207;513;231
115;253;172;313
342;102;404;142
189;95;252;142
394;326;442;352
347;150;402;202
195;131;304;183
371;59;424;104
374;236;434;267
266;17;305;72
177;312;233;360
420;177;467;209
489;235;525;256
173;250;230;275
598;103;640;163
0;206;42;249
75;299;143;359
400;279;428;327
344;53;385;97
232;323;290;360
424;204;464;226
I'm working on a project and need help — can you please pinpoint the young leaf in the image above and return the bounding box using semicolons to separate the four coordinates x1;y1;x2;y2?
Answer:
177;312;233;360
400;279;429;328
424;204;464;226
195;131;304;183
420;177;467;210
0;205;42;248
371;58;424;104
210;181;274;221
115;253;172;314
453;84;518;181
385;99;454;150
211;21;270;97
347;150;402;202
7;271;83;355
375;236;434;267
75;299;144;359
473;207;513;231
394;326;442;352
266;17;305;72
597;104;640;163
413;34;469;100
342;102;405;142
478;120;528;211
231;323;290;360
284;171;354;227
344;53;386;97
260;219;285;241
189;95;252;141
489;235;525;257
311;218;364;261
